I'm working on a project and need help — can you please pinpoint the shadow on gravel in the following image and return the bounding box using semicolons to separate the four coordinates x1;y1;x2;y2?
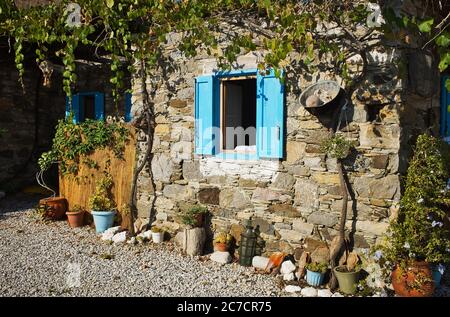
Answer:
0;192;45;220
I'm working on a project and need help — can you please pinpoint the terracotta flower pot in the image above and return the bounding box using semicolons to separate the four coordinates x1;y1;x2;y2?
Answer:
391;261;435;297
214;243;229;252
39;197;68;220
66;210;85;228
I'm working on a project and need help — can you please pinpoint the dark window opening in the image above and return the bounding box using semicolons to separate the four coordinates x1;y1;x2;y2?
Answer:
221;78;257;151
82;95;96;121
368;104;384;122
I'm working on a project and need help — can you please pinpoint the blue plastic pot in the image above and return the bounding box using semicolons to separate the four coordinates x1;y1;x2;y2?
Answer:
306;269;325;287
92;211;116;233
432;267;442;288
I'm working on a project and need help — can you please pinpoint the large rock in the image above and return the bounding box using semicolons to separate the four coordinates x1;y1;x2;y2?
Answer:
307;211;338;227
198;187;220;205
283;273;295;281
210;251;232;264
229;223;245;244
285;285;302;293
292;220;314;235
269;204;300;218
280;260;296;274
286;141;306;163
112;231;127;244
301;287;318;297
359;124;400;150
252;256;270;270
152;154;173;182
252;218;274;235
294;179;319;211
251;188;281;202
354;175;400;200
163;184;193;200
219;188;252;209
182;160;203;181
318;289;333;297
271;173;295;190
310;247;330;263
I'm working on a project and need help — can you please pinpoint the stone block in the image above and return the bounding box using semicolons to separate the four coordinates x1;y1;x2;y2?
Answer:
198;187;220;205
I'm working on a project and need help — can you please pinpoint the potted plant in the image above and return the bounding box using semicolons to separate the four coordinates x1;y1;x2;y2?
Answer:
89;173;116;233
181;205;208;228
213;232;233;252
66;204;85;228
333;252;361;295
38;196;68;220
151;227;164;243
381;134;450;297
305;262;328;287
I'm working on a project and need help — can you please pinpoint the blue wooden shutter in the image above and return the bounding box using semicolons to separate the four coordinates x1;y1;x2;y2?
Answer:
94;92;105;121
256;69;285;158
195;75;218;155
441;76;450;137
65;94;81;123
125;92;132;122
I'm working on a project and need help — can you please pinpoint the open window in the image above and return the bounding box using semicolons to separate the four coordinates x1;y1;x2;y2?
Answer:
221;77;257;152
65;92;104;123
195;69;285;159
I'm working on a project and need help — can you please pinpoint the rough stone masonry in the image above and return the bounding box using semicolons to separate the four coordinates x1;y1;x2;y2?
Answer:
130;1;442;255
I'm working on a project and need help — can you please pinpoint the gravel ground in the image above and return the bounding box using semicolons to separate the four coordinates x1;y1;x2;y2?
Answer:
0;193;283;297
1;193;449;297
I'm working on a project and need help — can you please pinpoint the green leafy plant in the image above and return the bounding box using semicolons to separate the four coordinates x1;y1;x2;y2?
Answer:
321;134;354;160
214;232;233;245
151;226;163;233
70;204;85;213
181;205;208;226
88;173;116;211
38;118;129;175
0;128;6;138
305;262;328;274
381;134;450;270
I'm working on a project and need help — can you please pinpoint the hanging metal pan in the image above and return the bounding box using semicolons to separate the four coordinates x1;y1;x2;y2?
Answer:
299;80;342;109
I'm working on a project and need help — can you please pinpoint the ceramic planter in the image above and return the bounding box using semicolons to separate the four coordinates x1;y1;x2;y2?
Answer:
152;232;163;243
214;243;229;252
431;265;443;288
392;261;435;297
306;269;325;287
39;197;68;220
66;210;85;228
91;210;116;233
333;266;361;295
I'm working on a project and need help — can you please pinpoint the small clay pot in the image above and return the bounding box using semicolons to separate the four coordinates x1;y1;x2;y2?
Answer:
391;261;435;297
214;243;229;252
39;197;68;220
66;210;85;228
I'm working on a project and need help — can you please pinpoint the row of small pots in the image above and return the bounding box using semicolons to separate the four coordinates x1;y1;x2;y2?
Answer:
306;261;443;297
305;267;360;295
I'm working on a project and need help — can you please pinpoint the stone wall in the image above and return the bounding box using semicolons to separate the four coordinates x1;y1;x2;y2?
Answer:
131;6;441;254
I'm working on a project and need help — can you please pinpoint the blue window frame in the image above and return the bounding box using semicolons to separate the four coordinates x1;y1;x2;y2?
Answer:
195;69;285;160
441;76;450;138
65;92;105;123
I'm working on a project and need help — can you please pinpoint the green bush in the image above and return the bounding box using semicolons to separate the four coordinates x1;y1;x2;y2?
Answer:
320;134;354;160
181;205;208;226
382;134;450;268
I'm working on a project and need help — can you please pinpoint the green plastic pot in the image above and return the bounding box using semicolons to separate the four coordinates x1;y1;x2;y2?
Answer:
333;266;361;295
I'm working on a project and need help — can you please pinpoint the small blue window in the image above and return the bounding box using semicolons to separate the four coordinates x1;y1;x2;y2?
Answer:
441;76;450;138
66;92;104;123
195;69;285;160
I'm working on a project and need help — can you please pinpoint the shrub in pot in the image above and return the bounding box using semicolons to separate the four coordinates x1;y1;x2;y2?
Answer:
213;231;233;252
181;205;208;228
66;204;85;228
380;134;450;297
151;227;164;243
89;174;116;233
39;196;68;220
305;262;328;287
